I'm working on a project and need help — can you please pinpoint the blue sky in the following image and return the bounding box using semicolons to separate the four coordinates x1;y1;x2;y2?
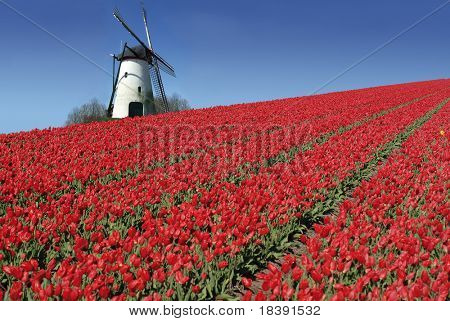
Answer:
0;0;448;133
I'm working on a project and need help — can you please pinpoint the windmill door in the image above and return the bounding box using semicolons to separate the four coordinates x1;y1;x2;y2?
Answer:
129;102;144;117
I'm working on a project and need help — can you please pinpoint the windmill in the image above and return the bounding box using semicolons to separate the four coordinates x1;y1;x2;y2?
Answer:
107;4;175;118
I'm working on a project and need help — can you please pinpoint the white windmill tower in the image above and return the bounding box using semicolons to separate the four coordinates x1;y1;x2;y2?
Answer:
107;4;175;118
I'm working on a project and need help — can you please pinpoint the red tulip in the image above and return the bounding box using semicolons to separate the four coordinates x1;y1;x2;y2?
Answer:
9;281;23;301
218;261;228;269
2;266;23;280
165;288;174;298
242;290;252;301
254;291;266;301
241;277;252;288
292;266;303;281
99;286;110;299
175;271;189;285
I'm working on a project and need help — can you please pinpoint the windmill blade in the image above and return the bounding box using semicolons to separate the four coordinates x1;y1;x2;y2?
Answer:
152;51;175;76
140;3;175;76
141;2;153;50
150;64;169;113
153;58;176;77
113;8;150;51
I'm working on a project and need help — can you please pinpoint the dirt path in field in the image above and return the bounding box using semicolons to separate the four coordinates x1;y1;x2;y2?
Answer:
232;228;317;300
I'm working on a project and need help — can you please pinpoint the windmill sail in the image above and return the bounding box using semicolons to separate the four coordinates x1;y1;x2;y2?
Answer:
113;8;149;51
155;58;176;77
150;61;169;113
141;4;153;50
153;53;176;77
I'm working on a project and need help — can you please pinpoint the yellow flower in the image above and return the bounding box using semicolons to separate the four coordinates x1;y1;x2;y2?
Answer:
440;130;445;136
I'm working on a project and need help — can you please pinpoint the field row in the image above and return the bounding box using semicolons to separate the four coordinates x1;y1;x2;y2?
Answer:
0;81;446;205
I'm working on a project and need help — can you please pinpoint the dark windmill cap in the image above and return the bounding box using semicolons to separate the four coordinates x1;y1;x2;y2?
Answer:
117;45;149;61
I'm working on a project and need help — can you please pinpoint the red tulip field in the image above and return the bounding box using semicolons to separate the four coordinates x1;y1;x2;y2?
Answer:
0;79;449;301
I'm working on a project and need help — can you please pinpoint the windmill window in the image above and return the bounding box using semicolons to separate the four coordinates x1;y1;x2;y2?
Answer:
138;86;142;93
